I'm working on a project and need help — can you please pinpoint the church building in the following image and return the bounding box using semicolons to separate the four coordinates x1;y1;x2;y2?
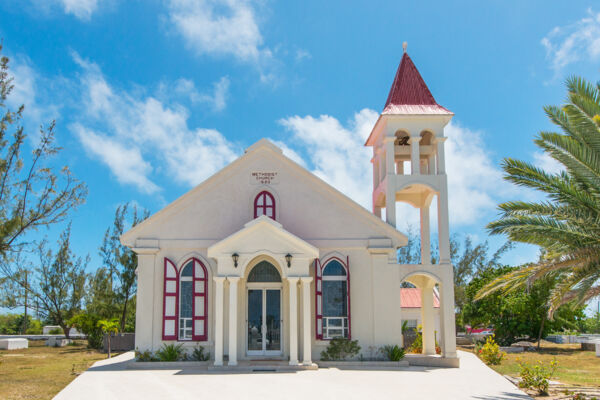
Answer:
121;45;458;367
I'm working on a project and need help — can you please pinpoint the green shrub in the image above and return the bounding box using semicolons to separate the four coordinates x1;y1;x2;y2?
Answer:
517;358;558;395
48;327;62;334
380;345;405;361
320;338;361;361
408;325;441;354
69;314;103;349
156;343;184;362
478;335;506;365
190;345;210;361
135;348;158;362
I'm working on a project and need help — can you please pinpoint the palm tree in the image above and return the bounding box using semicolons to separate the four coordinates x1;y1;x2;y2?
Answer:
98;319;120;358
477;77;600;315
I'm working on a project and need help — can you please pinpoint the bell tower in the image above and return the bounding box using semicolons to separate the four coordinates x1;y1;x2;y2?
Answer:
365;43;453;265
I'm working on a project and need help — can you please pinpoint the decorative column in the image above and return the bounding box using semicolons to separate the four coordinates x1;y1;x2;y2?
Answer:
213;276;226;366
288;277;299;365
421;284;436;355
437;186;451;264
440;279;457;358
227;276;240;366
409;136;421;175
434;137;447;175
385;138;397;227
420;206;431;265
372;154;380;191
396;161;404;175
300;277;313;365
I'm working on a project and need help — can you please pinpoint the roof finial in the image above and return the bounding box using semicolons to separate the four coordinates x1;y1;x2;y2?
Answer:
402;41;407;53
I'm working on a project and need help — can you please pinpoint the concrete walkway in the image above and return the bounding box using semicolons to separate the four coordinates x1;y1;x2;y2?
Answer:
54;350;531;400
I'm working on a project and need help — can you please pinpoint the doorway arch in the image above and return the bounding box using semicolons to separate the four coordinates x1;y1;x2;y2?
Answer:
246;261;283;356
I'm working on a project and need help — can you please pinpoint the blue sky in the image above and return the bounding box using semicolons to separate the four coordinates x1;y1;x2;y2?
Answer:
1;1;600;314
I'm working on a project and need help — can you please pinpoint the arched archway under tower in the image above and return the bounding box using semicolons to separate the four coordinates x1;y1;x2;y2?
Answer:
398;265;457;360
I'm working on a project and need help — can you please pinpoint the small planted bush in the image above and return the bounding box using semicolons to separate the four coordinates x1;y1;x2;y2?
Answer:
517;358;558;395
190;345;210;361
320;338;361;361
408;325;441;354
135;348;158;362
48;328;62;335
380;345;406;361
156;343;184;362
478;335;506;365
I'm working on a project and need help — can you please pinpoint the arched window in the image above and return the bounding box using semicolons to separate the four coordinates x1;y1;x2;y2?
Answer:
248;261;281;282
162;257;208;342
315;257;351;340
254;191;276;220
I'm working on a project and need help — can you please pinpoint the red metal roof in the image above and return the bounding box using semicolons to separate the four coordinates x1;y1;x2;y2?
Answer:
382;52;452;115
400;288;440;308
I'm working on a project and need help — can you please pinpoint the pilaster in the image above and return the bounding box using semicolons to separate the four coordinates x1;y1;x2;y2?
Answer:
300;277;313;365
213;276;226;366
288;277;299;365
227;276;240;366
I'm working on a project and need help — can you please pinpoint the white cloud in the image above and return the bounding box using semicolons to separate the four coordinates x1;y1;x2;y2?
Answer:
279;111;510;228
279;109;378;209
6;55;62;142
269;140;307;168
60;0;99;20
295;49;311;62
73;124;160;193
541;9;600;76
171;76;230;111
71;53;238;192
167;0;272;67
533;151;565;174
444;122;511;226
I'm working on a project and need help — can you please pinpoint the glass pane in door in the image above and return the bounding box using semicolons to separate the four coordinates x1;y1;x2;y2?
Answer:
265;290;281;351
247;289;263;351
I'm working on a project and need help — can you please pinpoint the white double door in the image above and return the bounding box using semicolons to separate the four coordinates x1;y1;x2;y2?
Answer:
246;285;282;356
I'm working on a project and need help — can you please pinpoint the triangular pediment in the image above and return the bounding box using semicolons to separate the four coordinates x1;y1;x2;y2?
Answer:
207;215;319;259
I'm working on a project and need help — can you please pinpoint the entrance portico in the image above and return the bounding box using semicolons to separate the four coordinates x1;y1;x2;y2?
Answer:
207;216;319;366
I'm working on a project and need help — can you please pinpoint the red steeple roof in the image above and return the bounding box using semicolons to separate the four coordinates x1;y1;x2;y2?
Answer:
382;52;452;115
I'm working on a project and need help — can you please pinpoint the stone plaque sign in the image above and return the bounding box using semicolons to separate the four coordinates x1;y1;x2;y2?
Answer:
251;172;279;185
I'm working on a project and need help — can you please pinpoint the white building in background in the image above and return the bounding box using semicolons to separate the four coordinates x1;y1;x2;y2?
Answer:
121;45;458;366
401;288;441;335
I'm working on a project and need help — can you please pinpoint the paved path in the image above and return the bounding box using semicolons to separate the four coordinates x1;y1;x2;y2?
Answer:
54;350;530;400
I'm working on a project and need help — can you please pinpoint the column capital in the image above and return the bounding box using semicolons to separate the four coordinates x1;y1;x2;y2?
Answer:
408;136;422;144
226;276;241;283
287;276;300;284
213;276;227;283
300;276;313;284
383;136;396;143
433;136;448;144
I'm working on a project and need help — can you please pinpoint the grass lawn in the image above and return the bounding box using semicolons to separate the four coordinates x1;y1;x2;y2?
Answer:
464;342;600;387
0;340;106;400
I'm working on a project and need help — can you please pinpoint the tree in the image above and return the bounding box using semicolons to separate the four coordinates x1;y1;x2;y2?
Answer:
397;228;512;327
98;204;148;332
481;77;600;314
464;266;585;345
0;44;86;260
0;225;88;338
97;318;119;358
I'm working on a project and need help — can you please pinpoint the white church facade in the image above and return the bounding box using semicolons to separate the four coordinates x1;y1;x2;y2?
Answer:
121;47;458;366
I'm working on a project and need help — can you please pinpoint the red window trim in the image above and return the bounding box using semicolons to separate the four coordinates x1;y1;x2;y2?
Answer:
254;190;276;220
162;258;179;341
162;257;209;342
315;256;351;340
189;257;208;342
